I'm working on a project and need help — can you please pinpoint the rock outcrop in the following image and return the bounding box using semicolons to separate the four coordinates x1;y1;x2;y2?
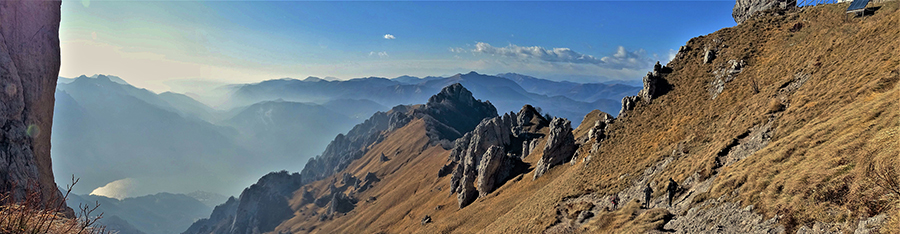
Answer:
0;0;69;212
709;59;747;99
451;117;511;208
533;118;576;180
732;0;796;24
475;145;511;198
448;105;549;208
183;171;302;234
618;62;671;117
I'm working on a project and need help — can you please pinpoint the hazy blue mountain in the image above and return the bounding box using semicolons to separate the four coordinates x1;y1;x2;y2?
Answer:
391;75;443;84
185;191;229;208
58;74;129;85
226;72;627;125
53;75;370;197
157;91;219;123
67;192;212;234
322;99;390;120
496;73;641;103
53;76;251;196
223;100;356;170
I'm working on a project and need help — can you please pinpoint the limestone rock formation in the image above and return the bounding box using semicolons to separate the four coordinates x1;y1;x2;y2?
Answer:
618;96;639;118
475;145;511;197
533;118;576;180
732;0;796;24
619;62;671;117
585;111;615;144
183;171;302;234
0;0;69;212
447;104;550;208
451;117;511;208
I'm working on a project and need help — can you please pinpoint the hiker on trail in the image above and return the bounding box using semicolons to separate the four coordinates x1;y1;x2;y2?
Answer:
667;178;679;207
643;183;653;208
610;194;619;210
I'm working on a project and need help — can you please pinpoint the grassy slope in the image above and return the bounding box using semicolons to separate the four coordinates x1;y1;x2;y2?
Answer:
272;2;898;233
486;2;898;232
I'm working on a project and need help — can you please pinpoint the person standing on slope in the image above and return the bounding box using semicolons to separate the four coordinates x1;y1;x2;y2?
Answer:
667;178;679;207
643;183;653;208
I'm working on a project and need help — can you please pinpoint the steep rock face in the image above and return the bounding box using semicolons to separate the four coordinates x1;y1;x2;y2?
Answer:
533;118;576;180
475;145;511;198
451;117;511;207
0;0;67;210
448;105;548;208
183;171;302;234
732;0;796;24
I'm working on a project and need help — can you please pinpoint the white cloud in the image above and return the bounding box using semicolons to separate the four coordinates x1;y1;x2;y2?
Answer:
369;51;389;58
449;47;466;53
473;42;605;64
383;34;395;40
470;42;652;71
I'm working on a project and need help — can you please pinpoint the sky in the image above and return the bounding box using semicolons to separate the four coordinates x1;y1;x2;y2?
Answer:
60;0;737;93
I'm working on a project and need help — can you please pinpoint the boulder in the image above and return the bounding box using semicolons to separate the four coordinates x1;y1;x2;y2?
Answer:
703;48;717;64
733;0;797;24
327;191;355;215
534;118;576;180
619;96;640;118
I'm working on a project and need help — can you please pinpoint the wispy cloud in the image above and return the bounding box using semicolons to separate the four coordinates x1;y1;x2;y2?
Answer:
369;51;389;58
383;34;395;40
470;42;651;70
473;42;604;64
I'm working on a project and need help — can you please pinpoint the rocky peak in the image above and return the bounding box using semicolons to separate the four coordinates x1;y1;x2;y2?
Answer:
533;118;576;180
732;0;796;24
421;83;498;141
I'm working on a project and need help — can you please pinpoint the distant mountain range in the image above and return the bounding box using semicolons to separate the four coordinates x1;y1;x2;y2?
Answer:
52;75;358;197
53;73;637;197
226;72;636;124
52;72;638;234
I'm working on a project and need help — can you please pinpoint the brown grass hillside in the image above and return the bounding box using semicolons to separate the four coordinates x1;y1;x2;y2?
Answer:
270;2;898;233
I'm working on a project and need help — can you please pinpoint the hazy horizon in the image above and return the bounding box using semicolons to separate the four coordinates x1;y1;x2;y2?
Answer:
59;0;736;93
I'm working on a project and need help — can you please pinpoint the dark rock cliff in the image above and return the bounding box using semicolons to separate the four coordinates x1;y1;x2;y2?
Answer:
183;171;302;234
0;0;68;213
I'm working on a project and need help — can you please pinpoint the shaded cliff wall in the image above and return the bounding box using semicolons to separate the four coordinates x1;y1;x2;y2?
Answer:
0;0;65;207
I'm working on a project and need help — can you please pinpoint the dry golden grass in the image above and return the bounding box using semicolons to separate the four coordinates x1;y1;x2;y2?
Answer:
0;177;109;234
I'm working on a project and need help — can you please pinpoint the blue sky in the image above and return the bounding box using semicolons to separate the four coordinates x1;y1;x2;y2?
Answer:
60;0;736;92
